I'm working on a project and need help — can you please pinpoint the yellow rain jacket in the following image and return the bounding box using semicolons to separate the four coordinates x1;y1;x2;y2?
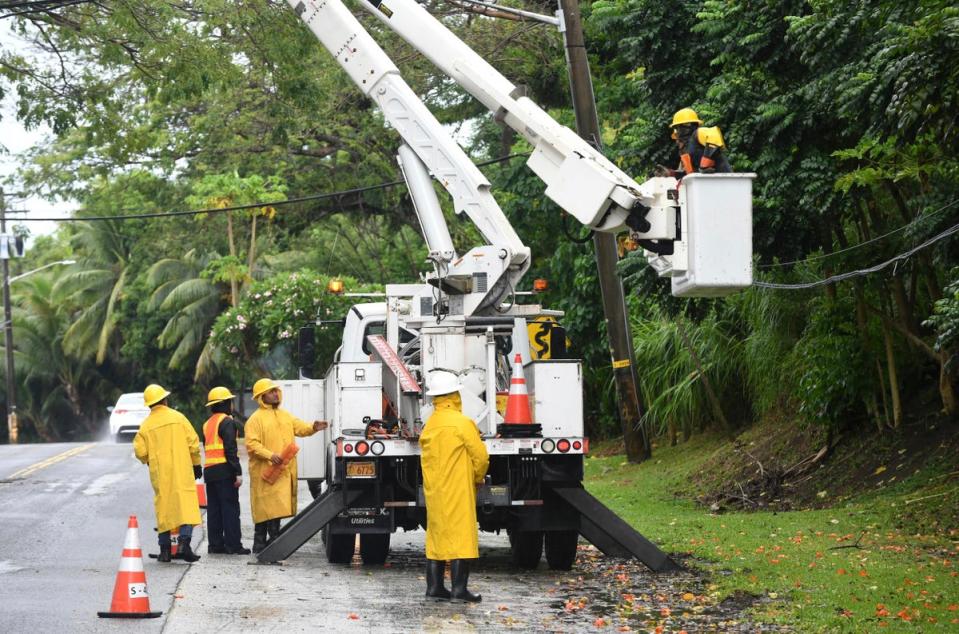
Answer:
419;393;489;560
133;405;202;533
245;391;317;523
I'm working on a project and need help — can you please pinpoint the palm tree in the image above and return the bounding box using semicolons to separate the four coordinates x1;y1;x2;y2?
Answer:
146;249;231;379
53;219;135;364
6;274;112;440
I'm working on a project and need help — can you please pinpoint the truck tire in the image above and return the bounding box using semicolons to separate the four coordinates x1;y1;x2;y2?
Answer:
359;533;390;565
323;525;356;564
545;530;578;570
509;530;543;569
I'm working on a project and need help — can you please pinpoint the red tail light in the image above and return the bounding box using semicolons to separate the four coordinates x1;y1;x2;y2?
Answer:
356;441;370;456
572;440;582;451
344;443;354;454
557;439;571;453
114;409;128;415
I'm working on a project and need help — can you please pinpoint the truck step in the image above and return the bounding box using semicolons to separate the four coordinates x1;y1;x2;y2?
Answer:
549;485;681;572
256;488;362;563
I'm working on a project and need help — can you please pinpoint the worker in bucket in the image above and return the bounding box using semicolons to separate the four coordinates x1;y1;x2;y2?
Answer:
655;107;732;178
420;370;489;602
202;387;250;555
133;384;202;563
245;378;328;554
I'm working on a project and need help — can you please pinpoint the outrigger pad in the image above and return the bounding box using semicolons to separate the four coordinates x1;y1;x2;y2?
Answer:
550;485;682;572
256;488;362;563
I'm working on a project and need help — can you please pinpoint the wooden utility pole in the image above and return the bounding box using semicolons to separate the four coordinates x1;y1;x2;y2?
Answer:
557;0;650;462
0;188;18;443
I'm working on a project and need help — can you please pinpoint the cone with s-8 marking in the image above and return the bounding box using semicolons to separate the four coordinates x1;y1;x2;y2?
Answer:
497;354;542;438
97;515;162;619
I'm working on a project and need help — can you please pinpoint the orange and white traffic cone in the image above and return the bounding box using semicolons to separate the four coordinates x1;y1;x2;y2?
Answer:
504;354;533;424
196;480;207;509
498;354;541;438
97;515;162;619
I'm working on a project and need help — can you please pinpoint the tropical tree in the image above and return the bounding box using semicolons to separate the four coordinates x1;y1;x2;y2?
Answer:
5;274;113;440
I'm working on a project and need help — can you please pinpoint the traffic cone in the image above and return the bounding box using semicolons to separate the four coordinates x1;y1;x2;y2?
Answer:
97;515;162;619
497;355;541;438
196;480;207;508
504;354;532;424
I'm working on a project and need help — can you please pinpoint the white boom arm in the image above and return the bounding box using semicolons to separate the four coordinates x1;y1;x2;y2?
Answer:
286;0;530;271
355;0;668;237
287;0;753;298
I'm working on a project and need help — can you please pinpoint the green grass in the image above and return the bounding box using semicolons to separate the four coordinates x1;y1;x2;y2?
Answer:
585;435;959;632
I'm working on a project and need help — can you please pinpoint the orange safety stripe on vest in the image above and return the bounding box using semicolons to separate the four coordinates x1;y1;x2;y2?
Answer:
203;413;228;467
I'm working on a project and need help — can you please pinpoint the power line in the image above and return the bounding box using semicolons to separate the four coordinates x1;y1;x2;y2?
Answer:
10;152;530;223
754;220;959;290
758;197;959;269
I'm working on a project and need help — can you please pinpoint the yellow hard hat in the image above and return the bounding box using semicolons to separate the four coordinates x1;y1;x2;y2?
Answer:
670;107;703;128
252;378;279;399
205;386;236;407
143;384;171;407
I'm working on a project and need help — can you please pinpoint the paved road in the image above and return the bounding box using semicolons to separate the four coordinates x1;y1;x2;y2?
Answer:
0;440;199;632
1;442;766;633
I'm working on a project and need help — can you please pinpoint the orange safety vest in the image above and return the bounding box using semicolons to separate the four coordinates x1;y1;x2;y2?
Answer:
203;413;229;468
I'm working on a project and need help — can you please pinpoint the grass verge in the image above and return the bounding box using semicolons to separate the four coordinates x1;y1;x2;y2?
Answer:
585;433;959;632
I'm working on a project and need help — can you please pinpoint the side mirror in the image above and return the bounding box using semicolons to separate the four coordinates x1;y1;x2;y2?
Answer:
298;326;316;379
106;406;115;413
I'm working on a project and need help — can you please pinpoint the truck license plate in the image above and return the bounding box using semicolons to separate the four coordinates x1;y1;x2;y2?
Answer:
346;460;376;478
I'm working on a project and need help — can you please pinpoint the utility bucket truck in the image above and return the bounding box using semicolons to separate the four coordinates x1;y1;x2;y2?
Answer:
254;0;754;571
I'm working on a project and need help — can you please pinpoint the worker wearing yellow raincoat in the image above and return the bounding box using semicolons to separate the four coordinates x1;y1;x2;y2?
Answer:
133;384;202;563
420;370;489;603
245;378;328;553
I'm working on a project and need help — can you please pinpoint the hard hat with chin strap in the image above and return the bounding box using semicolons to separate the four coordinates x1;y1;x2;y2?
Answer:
205;386;236;407
425;370;464;396
143;384;171;407
252;378;279;399
670;107;703;128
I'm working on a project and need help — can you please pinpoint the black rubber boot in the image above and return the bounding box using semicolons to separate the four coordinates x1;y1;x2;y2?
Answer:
178;537;201;563
425;559;451;600
252;522;268;554
450;559;481;603
225;544;251;555
157;545;172;563
266;519;281;542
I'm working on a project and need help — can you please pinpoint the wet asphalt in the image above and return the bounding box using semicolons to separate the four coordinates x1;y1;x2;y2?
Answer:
0;441;772;632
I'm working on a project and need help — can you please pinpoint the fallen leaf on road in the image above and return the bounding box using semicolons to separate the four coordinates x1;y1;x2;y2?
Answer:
593;617;606;627
347;613;360;620
497;605;509;611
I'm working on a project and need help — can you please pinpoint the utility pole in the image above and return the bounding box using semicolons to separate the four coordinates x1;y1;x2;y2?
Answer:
0;188;17;444
557;0;650;462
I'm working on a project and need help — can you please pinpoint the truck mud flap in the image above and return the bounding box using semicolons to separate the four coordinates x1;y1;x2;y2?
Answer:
550;485;681;572
256;489;362;564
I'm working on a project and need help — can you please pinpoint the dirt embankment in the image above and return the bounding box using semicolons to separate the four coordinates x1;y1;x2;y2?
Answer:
686;411;959;527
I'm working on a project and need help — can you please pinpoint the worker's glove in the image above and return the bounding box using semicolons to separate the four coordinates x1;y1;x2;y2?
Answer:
193;464;202;480
653;164;674;178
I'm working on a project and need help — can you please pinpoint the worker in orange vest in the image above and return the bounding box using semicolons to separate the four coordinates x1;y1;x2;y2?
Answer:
655;107;732;178
202;387;250;555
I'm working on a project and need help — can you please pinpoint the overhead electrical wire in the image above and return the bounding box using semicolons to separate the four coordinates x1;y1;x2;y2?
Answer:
754;220;959;290
9;152;530;223
757;197;959;269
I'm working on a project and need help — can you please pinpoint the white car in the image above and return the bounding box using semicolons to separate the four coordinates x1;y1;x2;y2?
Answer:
108;392;151;441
